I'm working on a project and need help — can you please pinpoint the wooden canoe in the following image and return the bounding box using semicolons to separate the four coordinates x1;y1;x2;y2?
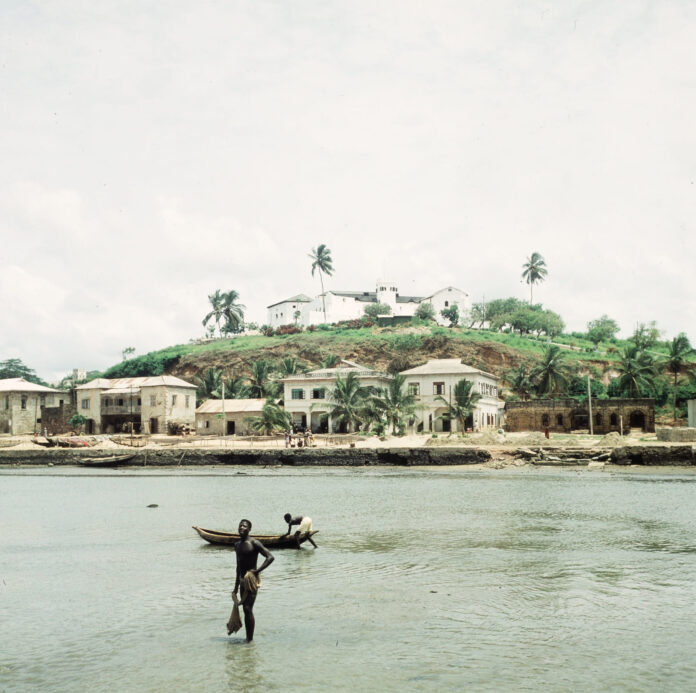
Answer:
192;525;319;548
78;454;137;467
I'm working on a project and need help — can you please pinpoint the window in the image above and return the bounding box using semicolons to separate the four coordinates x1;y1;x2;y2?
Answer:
205;420;210;428
137;398;141;406
103;397;111;406
21;396;27;410
4;396;8;410
40;395;46;407
185;395;190;408
150;396;157;407
408;383;420;396
172;394;177;405
444;300;449;307
311;388;325;400
556;414;563;426
610;413;618;426
118;398;124;406
81;399;90;410
291;389;305;400
433;382;445;395
595;413;602;426
541;414;550;427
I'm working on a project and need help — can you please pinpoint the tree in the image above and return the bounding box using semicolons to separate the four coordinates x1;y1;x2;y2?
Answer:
615;345;658;398
319;354;340;369
661;333;696;422
415;303;435;321
586;315;620;346
326;372;371;433
364;303;391;318
632;321;661;350
122;347;135;361
280;357;301;376
221;290;245;334
0;358;46;385
247;399;292;435
194;368;223;403
521;252;548;304
293;310;301;325
531;345;571;397
435;379;482;433
68;413;87;434
309;244;334;322
440;303;459;327
505;365;535;401
467;302;486;328
202;290;225;337
247;360;276;398
372;374;419;434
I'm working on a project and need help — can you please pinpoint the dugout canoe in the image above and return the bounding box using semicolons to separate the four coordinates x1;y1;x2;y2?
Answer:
192;525;319;548
78;453;137;467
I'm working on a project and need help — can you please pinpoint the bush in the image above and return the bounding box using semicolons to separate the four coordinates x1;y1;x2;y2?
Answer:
275;324;302;335
306;325;317;332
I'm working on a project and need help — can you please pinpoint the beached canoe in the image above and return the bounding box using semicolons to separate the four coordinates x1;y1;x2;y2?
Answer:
78;454;136;467
192;525;319;549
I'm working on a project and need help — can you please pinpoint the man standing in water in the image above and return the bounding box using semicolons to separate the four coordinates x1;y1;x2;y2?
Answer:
233;519;274;642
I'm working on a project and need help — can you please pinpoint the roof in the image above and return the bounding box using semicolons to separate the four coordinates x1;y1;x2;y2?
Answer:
76;376;196;390
196;398;266;414
328;291;423;304
266;294;313;309
420;286;468;301
282;360;391;381
0;378;64;394
399;359;497;379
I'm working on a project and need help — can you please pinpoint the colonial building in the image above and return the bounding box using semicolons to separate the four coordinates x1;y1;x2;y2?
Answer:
0;378;69;435
195;398;265;436
75;376;196;434
281;360;392;432
267;280;470;329
399;359;502;433
504;398;655;434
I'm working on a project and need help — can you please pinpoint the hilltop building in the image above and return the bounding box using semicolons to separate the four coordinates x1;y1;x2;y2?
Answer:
267;280;469;328
0;378;69;435
75;376;196;434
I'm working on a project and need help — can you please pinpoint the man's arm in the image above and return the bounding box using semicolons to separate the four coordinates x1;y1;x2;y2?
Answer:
252;540;274;575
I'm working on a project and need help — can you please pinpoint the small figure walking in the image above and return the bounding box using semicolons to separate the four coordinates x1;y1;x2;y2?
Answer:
229;519;274;642
283;513;318;549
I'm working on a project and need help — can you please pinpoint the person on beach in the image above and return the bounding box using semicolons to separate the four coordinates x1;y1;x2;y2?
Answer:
283;513;318;548
231;519;274;642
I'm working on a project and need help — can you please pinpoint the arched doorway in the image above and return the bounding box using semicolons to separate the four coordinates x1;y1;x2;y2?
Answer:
629;410;646;430
570;410;589;431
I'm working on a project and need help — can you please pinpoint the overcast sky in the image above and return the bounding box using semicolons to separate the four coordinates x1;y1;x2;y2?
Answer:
2;1;694;382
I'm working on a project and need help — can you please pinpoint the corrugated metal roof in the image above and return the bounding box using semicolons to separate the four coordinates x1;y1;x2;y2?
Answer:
399;359;496;379
77;376;196;390
196;398;266;414
0;378;64;393
266;294;313;309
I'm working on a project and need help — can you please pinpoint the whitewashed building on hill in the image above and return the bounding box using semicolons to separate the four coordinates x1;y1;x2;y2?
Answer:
0;378;69;434
399;359;502;433
267;280;469;328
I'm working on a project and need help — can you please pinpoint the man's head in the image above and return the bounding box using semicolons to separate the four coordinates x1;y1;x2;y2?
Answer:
284;513;291;522
239;519;252;536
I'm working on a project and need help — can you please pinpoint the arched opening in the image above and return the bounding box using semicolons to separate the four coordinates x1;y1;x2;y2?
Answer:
556;414;564;426
541;414;550;427
610;413;618;426
629;410;646;430
595;413;602;427
571;410;589;431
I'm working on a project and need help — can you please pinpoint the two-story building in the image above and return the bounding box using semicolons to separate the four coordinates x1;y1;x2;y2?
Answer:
75;376;196;434
0;378;69;435
399;359;501;433
281;360;392;432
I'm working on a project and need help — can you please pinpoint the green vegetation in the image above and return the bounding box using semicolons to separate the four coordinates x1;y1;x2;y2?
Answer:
0;358;48;386
309;244;334;322
68;413;86;433
435;379;482;433
414;303;435;321
202;289;245;337
372;373;419;435
440;303;460;327
364;302;391;318
521;252;548;304
247;399;291;435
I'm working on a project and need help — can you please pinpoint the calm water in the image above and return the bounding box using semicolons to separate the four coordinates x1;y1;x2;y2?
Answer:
1;465;696;692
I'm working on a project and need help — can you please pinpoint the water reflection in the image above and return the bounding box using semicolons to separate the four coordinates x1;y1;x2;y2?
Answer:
225;639;265;692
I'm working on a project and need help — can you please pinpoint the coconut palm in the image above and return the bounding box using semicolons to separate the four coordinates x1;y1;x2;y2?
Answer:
372;374;419;434
616;345;658;398
309;244;334;322
221;290;246;334
660;333;695;421
531;345;570;397
521;252;548;304
194;368;223;403
327;372;371;433
435;379;482;434
505;365;535;401
247;399;292;435
247;359;277;399
280;357;301;376
224;375;250;399
319;354;340;369
202;290;226;337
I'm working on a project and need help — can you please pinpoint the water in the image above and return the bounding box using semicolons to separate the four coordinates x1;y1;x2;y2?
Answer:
1;465;696;692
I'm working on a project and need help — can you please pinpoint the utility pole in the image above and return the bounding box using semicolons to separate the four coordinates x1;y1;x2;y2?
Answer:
587;375;594;436
221;380;225;437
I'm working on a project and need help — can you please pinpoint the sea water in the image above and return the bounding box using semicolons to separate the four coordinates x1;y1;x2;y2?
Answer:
1;465;695;692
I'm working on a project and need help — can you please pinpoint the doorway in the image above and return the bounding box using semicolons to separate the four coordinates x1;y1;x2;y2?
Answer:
226;420;235;435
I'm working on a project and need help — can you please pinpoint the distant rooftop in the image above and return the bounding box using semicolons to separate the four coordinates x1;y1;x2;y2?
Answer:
266;294;313;309
0;378;64;393
400;359;496;379
76;376;196;390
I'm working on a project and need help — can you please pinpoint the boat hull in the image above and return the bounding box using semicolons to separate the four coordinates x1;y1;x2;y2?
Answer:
192;525;319;548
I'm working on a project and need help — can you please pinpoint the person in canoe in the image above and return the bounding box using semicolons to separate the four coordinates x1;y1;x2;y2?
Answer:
283;513;318;549
232;519;274;642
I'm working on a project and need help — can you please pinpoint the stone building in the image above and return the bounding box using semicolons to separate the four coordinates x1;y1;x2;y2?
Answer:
399;359;502;433
0;378;69;435
195;398;265;435
504;398;655;434
74;376;196;434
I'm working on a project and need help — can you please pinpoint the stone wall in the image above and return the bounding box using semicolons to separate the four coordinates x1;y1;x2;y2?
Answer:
656;428;696;443
40;402;77;435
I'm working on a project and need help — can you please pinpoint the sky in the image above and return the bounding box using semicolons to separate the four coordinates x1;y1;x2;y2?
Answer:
1;0;695;383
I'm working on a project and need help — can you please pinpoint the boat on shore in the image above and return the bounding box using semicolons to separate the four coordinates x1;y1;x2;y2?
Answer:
77;454;137;467
192;525;319;548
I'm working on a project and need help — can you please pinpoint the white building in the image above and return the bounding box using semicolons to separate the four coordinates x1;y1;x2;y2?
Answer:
399;359;502;433
0;378;69;435
281;360;392;432
267;280;469;329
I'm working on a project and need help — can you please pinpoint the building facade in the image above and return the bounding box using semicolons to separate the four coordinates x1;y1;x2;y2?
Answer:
195;398;265;435
281;360;392;432
0;378;69;435
267;279;470;329
504;398;655;433
399;359;501;433
75;376;196;434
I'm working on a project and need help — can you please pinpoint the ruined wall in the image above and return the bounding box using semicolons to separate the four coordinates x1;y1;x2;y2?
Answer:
656;427;696;442
41;402;77;435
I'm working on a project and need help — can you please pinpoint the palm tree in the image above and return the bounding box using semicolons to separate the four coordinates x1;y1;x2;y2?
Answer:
327;372;370;433
505;365;534;401
371;374;419;434
521;252;548;304
661;334;695;421
247;360;276;398
202;290;226;337
221;290;246;334
247;399;292;435
531;345;570;397
319;354;340;369
194;368;223;403
435;379;482;434
616;345;658;398
309;244;334;322
280;357;301;376
223;375;250;399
